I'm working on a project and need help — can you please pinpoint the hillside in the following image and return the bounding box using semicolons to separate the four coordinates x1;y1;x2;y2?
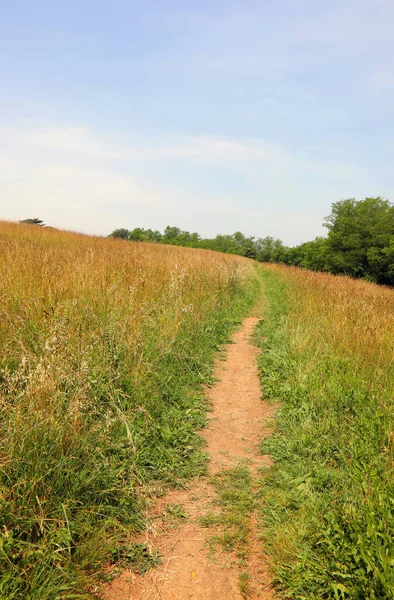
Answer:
1;221;394;599
0;221;256;599
255;265;394;598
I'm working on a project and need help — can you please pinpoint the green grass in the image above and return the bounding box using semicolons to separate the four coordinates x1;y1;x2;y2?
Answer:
200;464;255;598
0;223;261;599
238;571;251;598
109;543;161;575
163;503;188;524
201;465;253;561
0;285;258;598
254;267;394;599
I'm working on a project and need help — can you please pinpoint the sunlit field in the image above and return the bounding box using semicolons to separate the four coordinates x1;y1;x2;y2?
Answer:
256;264;394;599
3;221;393;599
0;221;255;599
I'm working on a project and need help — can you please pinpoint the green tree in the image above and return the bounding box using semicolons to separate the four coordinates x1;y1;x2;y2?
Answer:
283;237;328;271
109;228;130;240
230;232;258;258
201;234;236;253
188;232;201;246
163;226;183;242
129;227;146;241
143;229;163;242
324;197;394;284
255;237;286;262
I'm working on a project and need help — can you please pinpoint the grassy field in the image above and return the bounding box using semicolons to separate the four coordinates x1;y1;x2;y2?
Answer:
255;265;394;599
0;221;257;599
3;222;393;599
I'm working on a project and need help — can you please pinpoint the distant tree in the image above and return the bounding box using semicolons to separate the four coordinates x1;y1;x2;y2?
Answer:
109;228;130;240
161;226;201;246
143;229;163;242
202;234;235;253
232;231;246;248
283;237;328;271
188;232;201;246
229;232;257;258
242;238;257;259
301;237;329;271
20;218;45;226
255;237;286;262
105;208;394;286
129;228;146;241
163;226;183;242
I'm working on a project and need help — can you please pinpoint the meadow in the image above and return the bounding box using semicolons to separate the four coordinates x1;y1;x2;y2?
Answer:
2;220;394;600
255;265;394;599
0;221;256;599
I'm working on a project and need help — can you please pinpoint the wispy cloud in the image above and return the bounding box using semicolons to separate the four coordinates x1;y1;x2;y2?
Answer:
0;123;369;243
3;125;361;179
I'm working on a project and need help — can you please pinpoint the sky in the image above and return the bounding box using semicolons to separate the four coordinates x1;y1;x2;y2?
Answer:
1;0;394;245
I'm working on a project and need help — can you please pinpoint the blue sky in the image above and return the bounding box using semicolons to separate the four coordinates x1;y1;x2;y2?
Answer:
1;0;394;244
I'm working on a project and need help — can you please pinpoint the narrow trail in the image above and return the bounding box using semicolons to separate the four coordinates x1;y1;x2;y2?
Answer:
105;316;275;600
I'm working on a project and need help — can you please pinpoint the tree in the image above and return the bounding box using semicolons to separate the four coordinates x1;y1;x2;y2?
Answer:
188;232;201;246
283;237;328;271
255;237;286;262
230;232;258;258
128;228;146;241
20;218;45;226
163;226;182;242
143;229;163;242
109;228;130;240
324;197;394;284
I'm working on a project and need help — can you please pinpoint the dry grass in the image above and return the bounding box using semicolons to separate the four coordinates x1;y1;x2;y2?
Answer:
271;264;394;369
0;221;251;413
256;264;394;599
0;220;255;599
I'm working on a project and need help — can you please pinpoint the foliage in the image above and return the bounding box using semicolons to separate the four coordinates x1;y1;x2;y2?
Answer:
20;217;45;226
109;196;394;285
0;221;257;599
201;466;253;561
284;236;328;271
254;265;394;599
200;465;254;598
323;197;394;284
254;236;286;263
109;226;272;260
109;227;130;239
110;543;161;574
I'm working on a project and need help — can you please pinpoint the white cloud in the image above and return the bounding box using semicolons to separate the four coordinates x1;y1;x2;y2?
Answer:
0;132;177;235
1;125;360;181
0;123;366;243
166;135;361;181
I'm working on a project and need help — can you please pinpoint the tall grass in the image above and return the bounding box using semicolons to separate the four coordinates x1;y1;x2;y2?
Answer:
255;265;394;599
0;221;256;599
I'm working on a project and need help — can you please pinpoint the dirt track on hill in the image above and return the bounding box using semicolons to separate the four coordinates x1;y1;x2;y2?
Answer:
105;317;275;600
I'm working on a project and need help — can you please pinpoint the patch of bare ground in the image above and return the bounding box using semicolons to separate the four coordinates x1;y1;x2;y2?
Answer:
105;317;275;600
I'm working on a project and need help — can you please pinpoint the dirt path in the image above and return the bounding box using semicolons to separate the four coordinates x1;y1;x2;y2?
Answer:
105;317;275;600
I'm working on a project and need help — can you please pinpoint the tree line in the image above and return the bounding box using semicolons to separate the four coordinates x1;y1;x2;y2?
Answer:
110;197;394;286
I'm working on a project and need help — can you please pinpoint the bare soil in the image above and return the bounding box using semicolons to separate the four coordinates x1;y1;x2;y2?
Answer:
105;317;275;600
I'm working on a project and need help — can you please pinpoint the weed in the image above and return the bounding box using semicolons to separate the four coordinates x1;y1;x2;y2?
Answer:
164;503;187;522
110;543;161;574
238;571;251;598
201;466;253;563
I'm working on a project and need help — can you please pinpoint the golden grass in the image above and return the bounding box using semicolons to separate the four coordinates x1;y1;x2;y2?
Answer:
0;220;255;598
263;263;394;372
256;264;394;598
0;221;252;416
